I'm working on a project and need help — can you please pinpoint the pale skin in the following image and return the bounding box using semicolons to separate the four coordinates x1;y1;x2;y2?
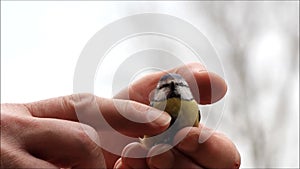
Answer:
1;63;240;168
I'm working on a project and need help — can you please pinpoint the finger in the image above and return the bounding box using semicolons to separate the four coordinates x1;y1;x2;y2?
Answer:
22;118;106;168
172;149;203;169
102;148;121;169
121;143;203;169
114;158;132;169
25;93;171;137
121;142;148;169
1;148;58;168
146;144;203;169
170;148;204;169
19;155;58;168
147;144;174;169
114;62;227;105
173;126;241;169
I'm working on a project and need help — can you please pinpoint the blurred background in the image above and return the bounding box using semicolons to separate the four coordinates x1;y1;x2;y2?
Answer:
1;1;299;167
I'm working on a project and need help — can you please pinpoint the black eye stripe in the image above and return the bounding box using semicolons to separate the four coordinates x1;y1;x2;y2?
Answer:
158;82;188;89
176;82;188;87
158;83;170;89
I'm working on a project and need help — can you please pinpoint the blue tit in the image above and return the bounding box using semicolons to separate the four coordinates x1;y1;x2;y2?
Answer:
140;73;200;148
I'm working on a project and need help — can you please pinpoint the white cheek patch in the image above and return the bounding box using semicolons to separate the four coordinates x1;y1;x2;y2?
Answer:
177;86;194;100
153;87;169;101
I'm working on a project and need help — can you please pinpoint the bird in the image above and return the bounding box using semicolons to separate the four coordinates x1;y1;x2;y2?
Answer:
140;73;200;148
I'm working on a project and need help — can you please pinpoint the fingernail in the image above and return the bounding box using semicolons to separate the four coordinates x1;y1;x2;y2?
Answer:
146;109;171;127
113;158;122;169
122;142;147;158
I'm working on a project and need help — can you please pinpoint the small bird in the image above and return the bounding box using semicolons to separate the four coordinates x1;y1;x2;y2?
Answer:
140;73;200;148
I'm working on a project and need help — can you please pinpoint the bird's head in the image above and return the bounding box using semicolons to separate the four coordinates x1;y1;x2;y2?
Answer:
151;73;194;102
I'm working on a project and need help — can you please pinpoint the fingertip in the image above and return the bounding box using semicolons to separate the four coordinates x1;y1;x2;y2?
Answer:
147;109;172;133
122;142;148;158
195;71;227;104
121;142;148;168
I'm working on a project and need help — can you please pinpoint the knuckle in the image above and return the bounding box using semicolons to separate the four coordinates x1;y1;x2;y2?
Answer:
1;105;38;146
74;124;99;154
60;96;75;114
1;112;31;130
70;93;96;101
69;93;99;109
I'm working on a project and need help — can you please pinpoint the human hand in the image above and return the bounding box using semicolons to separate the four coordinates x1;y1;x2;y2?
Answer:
1;94;171;168
113;63;241;168
116;126;240;169
1;63;240;168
